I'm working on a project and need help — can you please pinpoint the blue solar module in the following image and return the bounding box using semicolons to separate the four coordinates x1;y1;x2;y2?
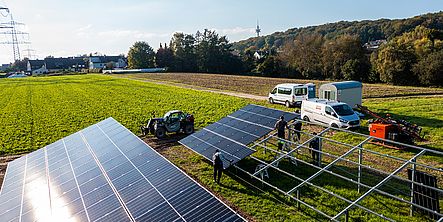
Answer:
0;117;245;222
180;104;299;169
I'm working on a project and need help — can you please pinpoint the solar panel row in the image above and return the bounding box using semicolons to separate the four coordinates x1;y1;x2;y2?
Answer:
0;118;245;222
180;104;299;169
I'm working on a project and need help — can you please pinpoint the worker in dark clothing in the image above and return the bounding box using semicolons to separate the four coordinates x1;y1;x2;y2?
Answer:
213;149;224;183
309;132;321;166
294;121;302;142
275;116;289;150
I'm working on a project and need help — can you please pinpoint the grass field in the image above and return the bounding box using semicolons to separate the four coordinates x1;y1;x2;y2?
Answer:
0;74;251;154
121;73;443;99
0;74;441;221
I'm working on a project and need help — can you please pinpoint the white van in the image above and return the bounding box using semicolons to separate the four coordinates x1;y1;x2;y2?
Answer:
268;83;316;107
301;99;360;129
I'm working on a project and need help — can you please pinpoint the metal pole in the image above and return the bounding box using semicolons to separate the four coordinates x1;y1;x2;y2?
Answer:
409;157;416;216
358;144;363;193
332;150;427;220
318;136;322;167
296;190;300;209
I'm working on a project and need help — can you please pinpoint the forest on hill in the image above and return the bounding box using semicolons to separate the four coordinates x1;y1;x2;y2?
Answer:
231;11;443;86
232;11;443;52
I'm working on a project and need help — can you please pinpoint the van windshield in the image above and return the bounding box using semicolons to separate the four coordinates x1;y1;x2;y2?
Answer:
332;104;354;116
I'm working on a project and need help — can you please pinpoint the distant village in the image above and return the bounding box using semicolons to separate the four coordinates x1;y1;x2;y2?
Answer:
27;55;127;75
0;55;127;75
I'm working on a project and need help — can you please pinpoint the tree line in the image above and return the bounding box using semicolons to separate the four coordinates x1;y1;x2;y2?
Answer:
128;29;243;74
273;26;443;86
128;26;443;87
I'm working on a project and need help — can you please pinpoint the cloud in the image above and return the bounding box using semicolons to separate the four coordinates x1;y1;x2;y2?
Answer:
76;24;93;38
97;30;171;39
212;27;256;36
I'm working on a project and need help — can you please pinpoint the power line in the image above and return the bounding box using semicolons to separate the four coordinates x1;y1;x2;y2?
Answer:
0;6;33;61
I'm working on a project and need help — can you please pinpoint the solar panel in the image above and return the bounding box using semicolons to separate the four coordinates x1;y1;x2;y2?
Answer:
180;104;299;169
0;117;245;222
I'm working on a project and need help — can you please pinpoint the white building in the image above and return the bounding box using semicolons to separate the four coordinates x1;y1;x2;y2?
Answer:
89;56;127;70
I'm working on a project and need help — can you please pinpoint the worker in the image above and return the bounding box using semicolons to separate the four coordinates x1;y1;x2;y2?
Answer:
275;115;289;150
294;121;302;142
212;149;224;183
309;132;321;166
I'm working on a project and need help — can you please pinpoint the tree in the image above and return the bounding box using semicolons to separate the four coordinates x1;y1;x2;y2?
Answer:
155;43;174;68
256;56;281;77
412;50;443;86
341;59;366;81
281;33;324;79
12;58;29;72
321;35;368;80
371;26;443;85
194;29;242;74
170;33;197;72
127;41;155;69
373;42;417;85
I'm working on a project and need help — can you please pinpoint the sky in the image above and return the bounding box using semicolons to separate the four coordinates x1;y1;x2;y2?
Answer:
0;0;442;64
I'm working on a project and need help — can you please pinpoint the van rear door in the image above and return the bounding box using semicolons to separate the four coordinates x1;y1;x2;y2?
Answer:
293;87;308;102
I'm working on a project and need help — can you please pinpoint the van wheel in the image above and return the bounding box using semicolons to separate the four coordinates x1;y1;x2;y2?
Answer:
285;101;291;108
303;116;310;122
331;123;338;128
269;98;274;104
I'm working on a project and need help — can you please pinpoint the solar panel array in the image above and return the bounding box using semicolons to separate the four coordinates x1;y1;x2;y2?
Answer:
180;104;299;169
0;118;245;222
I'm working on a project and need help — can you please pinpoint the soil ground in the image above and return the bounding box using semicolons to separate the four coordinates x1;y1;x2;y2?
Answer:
119;73;443;99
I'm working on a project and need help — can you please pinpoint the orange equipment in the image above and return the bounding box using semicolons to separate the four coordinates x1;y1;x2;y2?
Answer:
369;123;396;140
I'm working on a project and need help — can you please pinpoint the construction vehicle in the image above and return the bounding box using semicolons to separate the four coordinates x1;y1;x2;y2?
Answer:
356;105;425;149
141;110;194;139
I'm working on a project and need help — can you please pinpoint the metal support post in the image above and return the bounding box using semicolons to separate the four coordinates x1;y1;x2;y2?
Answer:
318;136;322;167
358;144;363;193
409;157;416;216
296;190;300;209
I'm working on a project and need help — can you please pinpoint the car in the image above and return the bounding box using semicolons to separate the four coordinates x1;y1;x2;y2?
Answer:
268;83;316;107
301;99;360;129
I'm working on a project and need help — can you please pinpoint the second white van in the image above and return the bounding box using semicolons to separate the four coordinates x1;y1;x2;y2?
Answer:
301;99;360;129
268;83;316;107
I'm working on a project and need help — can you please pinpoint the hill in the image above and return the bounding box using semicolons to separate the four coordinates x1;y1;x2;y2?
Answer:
233;11;443;52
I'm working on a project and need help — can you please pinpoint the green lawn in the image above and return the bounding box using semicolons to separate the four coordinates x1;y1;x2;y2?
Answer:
0;74;441;221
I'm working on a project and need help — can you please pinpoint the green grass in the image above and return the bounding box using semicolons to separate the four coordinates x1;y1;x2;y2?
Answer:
0;74;441;221
364;97;443;151
0;74;251;154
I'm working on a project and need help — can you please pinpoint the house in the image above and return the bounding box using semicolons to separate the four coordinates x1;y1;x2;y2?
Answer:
89;56;127;70
0;64;11;72
363;40;387;51
45;57;87;72
27;57;88;74
318;81;363;108
253;51;267;60
27;60;47;74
